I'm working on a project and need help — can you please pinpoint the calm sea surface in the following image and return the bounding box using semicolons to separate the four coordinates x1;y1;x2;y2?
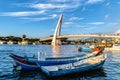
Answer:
0;44;120;80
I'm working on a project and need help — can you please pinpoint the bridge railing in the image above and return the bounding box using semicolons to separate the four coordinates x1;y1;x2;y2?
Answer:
40;34;120;41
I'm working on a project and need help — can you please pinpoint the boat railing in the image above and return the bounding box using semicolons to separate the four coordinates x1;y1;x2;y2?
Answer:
45;50;102;61
42;53;106;71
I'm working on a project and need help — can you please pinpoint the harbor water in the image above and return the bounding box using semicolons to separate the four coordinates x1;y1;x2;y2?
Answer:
0;44;120;80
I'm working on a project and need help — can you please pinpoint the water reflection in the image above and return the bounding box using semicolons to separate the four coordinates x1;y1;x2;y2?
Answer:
52;45;61;57
51;68;107;80
9;68;106;80
14;70;49;80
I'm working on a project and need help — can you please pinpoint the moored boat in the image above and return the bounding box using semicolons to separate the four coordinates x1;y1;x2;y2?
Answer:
10;47;103;70
105;44;120;51
40;53;106;77
10;54;79;70
77;46;93;52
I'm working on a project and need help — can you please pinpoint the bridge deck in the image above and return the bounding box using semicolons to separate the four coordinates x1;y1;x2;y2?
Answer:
40;34;120;41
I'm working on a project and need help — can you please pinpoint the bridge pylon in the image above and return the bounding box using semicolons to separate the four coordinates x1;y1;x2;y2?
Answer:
51;14;63;46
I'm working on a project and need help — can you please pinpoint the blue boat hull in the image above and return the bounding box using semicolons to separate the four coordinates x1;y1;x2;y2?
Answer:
36;60;77;66
15;60;40;70
15;60;78;70
41;53;106;77
41;60;105;77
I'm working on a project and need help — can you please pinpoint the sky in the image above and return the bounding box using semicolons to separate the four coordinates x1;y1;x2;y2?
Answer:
0;0;120;38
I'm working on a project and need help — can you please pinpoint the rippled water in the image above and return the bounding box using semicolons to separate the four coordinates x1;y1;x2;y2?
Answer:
0;44;120;80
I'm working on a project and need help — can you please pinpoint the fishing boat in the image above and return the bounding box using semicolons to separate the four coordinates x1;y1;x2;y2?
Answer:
105;44;120;51
10;54;79;70
76;45;94;52
10;47;103;70
41;53;106;77
77;46;93;52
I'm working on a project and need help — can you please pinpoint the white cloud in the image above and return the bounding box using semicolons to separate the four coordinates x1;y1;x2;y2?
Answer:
87;0;104;4
49;0;83;3
69;17;84;21
0;0;106;21
21;14;58;21
49;0;68;2
88;22;105;25
1;0;82;17
50;14;58;18
0;0;105;18
31;3;67;9
63;22;74;25
22;17;50;21
30;1;81;12
0;11;45;17
115;29;120;34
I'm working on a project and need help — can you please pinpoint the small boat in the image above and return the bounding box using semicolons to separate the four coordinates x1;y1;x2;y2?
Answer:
41;53;106;77
10;54;78;70
76;46;93;52
105;44;120;51
10;47;103;70
78;47;93;52
99;43;113;48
